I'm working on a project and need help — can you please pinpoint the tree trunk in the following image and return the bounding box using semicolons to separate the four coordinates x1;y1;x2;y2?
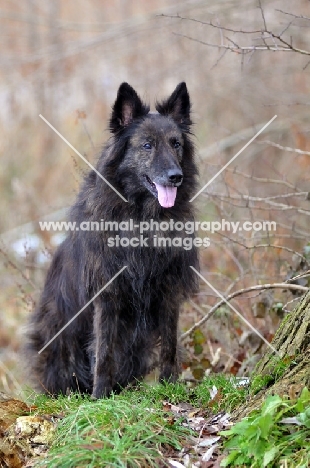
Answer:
233;290;310;420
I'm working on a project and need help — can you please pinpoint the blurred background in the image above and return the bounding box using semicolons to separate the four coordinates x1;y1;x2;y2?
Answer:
0;0;309;395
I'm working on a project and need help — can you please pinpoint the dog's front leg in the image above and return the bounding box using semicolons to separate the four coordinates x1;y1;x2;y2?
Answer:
159;303;180;383
92;297;118;398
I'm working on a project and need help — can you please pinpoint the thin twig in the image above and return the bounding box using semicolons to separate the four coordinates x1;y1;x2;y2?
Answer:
204;192;310;216
259;140;310;156
0;244;37;290
258;0;268;31
172;32;310;56
276;9;310;21
159;13;263;34
286;270;310;283
242;244;309;265
209;191;308;202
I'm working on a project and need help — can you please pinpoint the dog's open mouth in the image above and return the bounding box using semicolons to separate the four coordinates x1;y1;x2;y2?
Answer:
144;175;177;208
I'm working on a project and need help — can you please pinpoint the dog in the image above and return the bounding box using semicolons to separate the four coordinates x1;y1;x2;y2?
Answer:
25;82;199;398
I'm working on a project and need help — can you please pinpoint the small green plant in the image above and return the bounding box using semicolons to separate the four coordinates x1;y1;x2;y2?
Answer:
220;387;310;467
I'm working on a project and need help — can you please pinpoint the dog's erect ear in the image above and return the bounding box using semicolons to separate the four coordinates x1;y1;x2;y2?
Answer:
110;83;150;133
155;82;191;128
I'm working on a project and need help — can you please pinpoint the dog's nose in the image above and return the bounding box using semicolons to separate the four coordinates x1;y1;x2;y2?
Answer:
168;169;183;185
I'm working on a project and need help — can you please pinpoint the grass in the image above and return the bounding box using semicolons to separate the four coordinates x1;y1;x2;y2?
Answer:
36;399;184;467
191;374;248;412
27;377;310;467
32;389;189;468
29;376;248;467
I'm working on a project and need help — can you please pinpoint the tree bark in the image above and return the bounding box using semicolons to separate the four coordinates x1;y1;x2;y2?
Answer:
233;290;310;420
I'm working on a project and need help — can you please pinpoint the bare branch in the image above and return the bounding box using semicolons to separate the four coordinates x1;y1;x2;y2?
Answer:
227;167;301;192
181;283;308;341
276;9;310;21
0;244;37;290
173;31;310;56
209;191;308;202
164;10;310;57
287;270;310;283
258;0;268;31
259;140;310;156
242;244;309;265
203;192;310;216
159;13;262;34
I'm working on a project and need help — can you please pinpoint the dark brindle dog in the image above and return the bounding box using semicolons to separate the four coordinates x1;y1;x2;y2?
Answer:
26;82;199;398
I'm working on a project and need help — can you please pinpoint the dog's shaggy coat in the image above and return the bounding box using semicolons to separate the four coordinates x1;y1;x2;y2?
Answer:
26;82;199;398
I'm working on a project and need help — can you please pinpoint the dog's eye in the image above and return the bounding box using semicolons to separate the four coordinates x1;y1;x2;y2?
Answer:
143;143;152;150
174;141;181;149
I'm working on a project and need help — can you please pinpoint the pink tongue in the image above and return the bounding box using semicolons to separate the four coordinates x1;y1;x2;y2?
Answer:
154;184;177;208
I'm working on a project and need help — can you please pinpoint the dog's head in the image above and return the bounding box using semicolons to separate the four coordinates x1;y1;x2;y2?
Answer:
109;82;193;208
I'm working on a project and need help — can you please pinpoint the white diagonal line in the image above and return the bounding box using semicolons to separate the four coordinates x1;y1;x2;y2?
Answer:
38;266;127;354
190;267;279;355
190;115;277;202
39;114;128;203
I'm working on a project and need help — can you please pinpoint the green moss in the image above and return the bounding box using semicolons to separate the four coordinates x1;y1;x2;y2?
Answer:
250;374;275;395
276;311;291;333
250;355;297;395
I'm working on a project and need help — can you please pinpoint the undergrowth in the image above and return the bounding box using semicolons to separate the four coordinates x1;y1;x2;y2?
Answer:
220;387;310;468
28;378;310;467
30;375;246;467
